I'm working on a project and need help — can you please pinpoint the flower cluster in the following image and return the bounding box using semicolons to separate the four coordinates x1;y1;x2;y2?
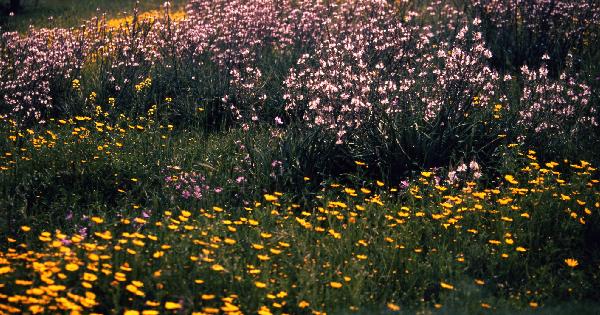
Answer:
283;1;500;143
164;166;212;200
518;57;596;135
0;0;596;150
0;28;87;122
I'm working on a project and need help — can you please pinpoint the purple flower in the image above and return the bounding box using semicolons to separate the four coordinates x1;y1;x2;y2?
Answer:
60;238;72;246
78;227;88;238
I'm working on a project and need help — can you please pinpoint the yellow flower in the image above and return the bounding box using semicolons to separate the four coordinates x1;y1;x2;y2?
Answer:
165;302;182;310
83;272;98;282
124;311;140;315
298;301;310;308
153;251;164;258
421;171;432;178
221;303;239;312
516;247;527;252
0;266;12;275
91;216;104;224
264;194;278;202
497;197;513;205
65;263;79;272
472;192;486;199
387;303;401;311
28;305;45;314
211;264;225;272
564;258;579;268
330;281;343;288
224;238;236;245
201;294;215;300
202;307;220;314
126;284;145;296
255;281;267;288
560;194;571;201
530;302;539;308
504;175;518;185
328;229;341;239
252;244;265;250
21;226;31;232
440;282;454;290
95;231;112;240
257;254;270;261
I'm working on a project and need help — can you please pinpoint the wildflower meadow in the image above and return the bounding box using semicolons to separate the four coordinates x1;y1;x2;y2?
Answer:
0;0;599;314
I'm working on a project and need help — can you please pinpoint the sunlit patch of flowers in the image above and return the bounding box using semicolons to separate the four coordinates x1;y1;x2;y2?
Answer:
105;7;186;29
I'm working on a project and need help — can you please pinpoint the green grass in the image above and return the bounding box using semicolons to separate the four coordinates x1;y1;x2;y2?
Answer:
0;0;187;32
